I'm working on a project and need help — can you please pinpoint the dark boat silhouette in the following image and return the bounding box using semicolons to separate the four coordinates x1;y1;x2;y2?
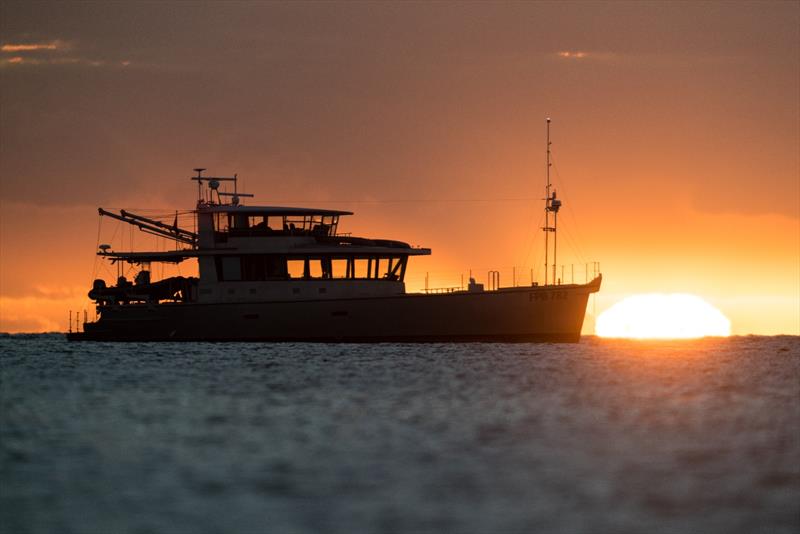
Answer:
69;122;600;342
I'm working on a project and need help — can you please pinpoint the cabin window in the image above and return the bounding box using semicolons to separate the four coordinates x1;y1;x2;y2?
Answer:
311;257;334;278
230;214;249;230
242;255;267;281
308;258;324;279
352;258;369;279
220;254;406;282
331;259;348;278
321;257;332;278
287;259;305;279
382;256;404;281
361;256;406;280
220;257;242;281
266;256;286;279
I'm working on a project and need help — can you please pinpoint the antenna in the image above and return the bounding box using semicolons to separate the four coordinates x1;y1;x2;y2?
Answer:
192;168;206;202
190;169;246;205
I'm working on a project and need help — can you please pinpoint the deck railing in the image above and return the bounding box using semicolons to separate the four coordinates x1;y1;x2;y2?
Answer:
68;310;89;333
413;262;601;294
421;286;463;294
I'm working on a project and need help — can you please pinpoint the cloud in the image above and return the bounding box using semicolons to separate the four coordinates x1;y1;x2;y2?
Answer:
0;291;88;333
558;51;587;59
0;56;75;67
0;39;129;69
555;50;617;61
0;315;62;333
0;56;131;68
32;285;86;299
1;40;68;52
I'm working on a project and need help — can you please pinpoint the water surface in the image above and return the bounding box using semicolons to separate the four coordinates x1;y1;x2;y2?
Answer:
2;335;798;533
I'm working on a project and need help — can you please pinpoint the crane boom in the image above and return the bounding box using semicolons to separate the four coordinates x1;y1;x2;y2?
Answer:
98;208;197;246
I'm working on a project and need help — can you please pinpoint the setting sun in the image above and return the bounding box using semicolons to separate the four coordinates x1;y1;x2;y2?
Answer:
596;294;732;339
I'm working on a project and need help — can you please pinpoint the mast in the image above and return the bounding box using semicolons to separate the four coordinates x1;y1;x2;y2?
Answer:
544;118;551;285
542;118;561;285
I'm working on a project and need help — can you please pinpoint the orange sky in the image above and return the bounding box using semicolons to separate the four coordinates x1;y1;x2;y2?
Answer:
1;1;798;334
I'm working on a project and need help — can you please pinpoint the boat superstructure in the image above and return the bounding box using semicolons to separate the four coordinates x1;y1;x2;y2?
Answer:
69;125;601;342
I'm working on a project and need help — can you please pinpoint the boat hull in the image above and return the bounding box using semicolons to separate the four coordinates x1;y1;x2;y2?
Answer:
68;277;600;343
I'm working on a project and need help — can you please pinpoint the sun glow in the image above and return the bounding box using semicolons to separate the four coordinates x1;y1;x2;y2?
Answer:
596;294;731;339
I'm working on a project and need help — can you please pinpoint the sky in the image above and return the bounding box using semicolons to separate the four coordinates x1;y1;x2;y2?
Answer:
1;1;798;334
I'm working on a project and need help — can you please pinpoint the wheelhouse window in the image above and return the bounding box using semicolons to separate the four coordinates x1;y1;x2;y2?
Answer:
214;213;229;232
281;215;339;236
217;212;340;237
248;215;267;229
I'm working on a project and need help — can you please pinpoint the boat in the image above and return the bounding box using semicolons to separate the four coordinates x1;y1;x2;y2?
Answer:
68;121;601;342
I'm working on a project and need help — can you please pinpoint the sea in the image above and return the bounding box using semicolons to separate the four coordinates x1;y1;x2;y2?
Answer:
1;335;798;534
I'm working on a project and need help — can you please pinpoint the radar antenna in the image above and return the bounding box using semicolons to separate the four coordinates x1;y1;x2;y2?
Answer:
190;169;253;205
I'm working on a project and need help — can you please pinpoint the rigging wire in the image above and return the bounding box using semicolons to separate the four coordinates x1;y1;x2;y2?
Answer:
90;216;102;283
521;211;546;274
560;224;589;266
549;152;589;262
514;202;540;269
107;219;120;251
220;197;542;205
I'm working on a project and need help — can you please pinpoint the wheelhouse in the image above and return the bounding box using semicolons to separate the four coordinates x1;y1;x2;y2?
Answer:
92;171;430;306
206;206;353;241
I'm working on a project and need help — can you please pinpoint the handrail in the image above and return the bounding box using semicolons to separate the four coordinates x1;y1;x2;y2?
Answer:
422;286;463;294
487;270;500;291
409;262;601;293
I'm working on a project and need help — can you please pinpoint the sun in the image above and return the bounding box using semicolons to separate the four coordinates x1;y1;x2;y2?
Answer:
596;293;731;339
